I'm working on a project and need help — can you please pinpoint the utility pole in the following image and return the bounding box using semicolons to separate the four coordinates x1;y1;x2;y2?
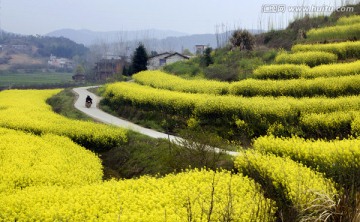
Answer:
0;0;2;39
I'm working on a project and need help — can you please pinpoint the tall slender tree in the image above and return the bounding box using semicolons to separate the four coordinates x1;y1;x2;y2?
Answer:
201;47;213;67
130;43;148;75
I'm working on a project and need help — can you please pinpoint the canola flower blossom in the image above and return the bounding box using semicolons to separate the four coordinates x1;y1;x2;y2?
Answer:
253;135;360;187
235;151;337;212
306;23;360;42
133;70;230;95
0;89;277;221
133;69;360;98
0;89;128;150
0;169;276;221
251;60;360;79
275;51;338;67
0;127;103;193
292;41;360;59
2;15;359;220
336;15;360;26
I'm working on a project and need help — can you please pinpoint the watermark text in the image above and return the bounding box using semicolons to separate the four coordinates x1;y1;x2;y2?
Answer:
262;4;354;13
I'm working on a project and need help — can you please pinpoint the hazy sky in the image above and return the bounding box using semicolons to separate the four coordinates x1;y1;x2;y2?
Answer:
1;0;358;35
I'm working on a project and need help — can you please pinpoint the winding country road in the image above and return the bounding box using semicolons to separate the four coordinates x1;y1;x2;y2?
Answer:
72;86;238;156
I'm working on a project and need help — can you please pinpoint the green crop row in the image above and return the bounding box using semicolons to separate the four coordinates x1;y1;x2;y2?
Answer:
349;115;360;137
229;75;360;97
253;64;309;79
305;60;360;78
253;135;360;189
253;60;360;79
133;70;229;94
133;70;360;98
235;150;336;217
266;110;360;140
306;23;360;42
336;15;360;26
299;111;358;139
274;51;338;67
292;41;360;59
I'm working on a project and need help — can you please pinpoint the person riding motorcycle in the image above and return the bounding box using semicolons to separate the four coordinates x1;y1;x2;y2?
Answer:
86;95;93;104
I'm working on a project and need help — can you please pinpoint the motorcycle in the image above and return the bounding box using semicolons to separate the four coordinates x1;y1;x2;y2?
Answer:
85;100;92;108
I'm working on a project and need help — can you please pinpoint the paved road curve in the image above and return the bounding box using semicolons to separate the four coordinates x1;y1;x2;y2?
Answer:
72;86;238;156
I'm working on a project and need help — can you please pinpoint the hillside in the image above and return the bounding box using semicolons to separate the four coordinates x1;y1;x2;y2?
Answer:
0;51;44;71
162;3;360;82
257;2;360;49
0;32;89;73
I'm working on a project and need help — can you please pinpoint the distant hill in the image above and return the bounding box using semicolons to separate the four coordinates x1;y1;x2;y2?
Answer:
0;31;89;72
0;32;88;59
46;29;189;45
46;28;263;53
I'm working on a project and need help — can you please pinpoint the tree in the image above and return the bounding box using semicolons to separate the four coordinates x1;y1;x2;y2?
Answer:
75;64;85;75
130;43;148;75
201;47;214;67
230;29;255;51
182;48;193;56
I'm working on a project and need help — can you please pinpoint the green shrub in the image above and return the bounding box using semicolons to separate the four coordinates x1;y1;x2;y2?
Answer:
300;111;356;139
253;64;310;79
275;51;338;67
292;41;360;60
163;60;201;76
306;23;360;42
204;64;239;81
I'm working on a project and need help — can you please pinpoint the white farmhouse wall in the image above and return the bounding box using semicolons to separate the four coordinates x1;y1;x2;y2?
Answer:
147;52;189;70
147;53;171;70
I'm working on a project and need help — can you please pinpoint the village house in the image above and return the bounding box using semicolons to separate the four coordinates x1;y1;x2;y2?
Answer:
195;45;208;55
94;57;126;81
147;52;189;70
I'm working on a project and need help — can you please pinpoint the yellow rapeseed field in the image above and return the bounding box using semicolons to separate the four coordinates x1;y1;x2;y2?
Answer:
0;89;128;150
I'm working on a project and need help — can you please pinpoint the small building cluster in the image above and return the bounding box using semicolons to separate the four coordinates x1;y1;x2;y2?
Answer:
90;45;202;81
48;55;73;69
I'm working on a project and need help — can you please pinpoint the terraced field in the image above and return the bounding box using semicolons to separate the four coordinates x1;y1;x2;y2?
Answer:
1;15;360;221
101;15;360;220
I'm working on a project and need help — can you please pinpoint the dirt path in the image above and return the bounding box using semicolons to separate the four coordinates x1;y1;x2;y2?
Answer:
72;86;238;156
